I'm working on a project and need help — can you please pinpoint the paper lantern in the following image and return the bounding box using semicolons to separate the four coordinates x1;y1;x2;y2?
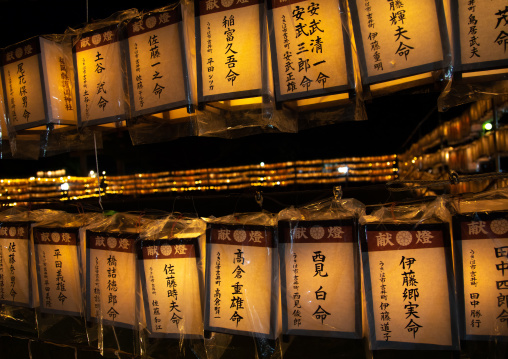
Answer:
348;0;449;94
453;210;508;339
1;37;77;131
125;5;193;118
360;223;459;349
0;73;8;140
73;26;129;126
0;222;34;307
137;237;203;338
268;0;354;110
85;230;138;328
278;219;361;338
450;0;508;80
195;0;266;109
204;223;278;338
33;227;82;316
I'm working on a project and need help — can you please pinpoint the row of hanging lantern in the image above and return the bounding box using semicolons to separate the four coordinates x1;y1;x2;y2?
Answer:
0;0;506;138
1;189;508;354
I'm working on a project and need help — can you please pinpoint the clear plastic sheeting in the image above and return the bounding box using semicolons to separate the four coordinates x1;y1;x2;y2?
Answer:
32;211;102;346
80;212;151;357
359;198;460;352
276;192;365;357
438;0;508;111
0;209;64;338
137;214;207;359
203;211;280;359
450;188;508;359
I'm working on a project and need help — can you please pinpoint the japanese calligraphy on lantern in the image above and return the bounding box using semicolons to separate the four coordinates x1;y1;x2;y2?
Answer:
74;27;127;126
349;0;446;83
2;37;77;131
361;224;459;349
0;222;33;307
278;219;361;338
205;224;278;338
2;38;45;129
33;227;82;316
269;0;351;101
453;212;508;338
196;0;263;102
137;238;203;338
126;6;190;116
453;0;508;72
86;231;137;328
0;73;8;139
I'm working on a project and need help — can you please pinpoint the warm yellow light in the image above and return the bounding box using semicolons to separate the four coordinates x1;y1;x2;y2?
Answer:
370;72;434;93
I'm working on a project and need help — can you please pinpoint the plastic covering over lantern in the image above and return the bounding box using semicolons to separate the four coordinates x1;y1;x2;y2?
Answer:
267;0;354;109
1;36;77;131
73;24;129;126
348;0;449;94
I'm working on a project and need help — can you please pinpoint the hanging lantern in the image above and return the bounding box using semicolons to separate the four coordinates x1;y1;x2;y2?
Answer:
1;36;77;131
360;220;459;349
278;218;361;338
86;230;138;328
33;227;82;316
0;221;34;307
0;74;8;140
348;0;449;95
450;0;508;80
195;0;267;110
73;25;129;126
453;206;508;338
125;4;193;118
204;221;278;338
268;0;354;110
137;237;203;338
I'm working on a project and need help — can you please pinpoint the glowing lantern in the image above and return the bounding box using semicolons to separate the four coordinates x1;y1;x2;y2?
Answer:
85;230;138;328
278;219;361;338
1;36;77;131
0;222;34;307
137;237;203;338
348;0;449;95
73;26;128;126
204;222;278;338
33;227;82;316
360;222;459;349
453;203;508;339
0;74;8;140
268;0;354;110
126;4;193;118
195;0;266;109
450;0;508;80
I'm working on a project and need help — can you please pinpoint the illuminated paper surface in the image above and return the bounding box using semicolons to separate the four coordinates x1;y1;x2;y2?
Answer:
2;37;77;130
361;224;459;349
455;0;508;70
86;231;138;328
2;38;45;129
39;38;77;125
0;72;8;139
138;238;203;338
350;0;445;83
34;227;82;316
269;0;351;101
0;222;33;307
279;219;360;338
126;6;189;116
205;224;277;338
196;0;263;102
74;27;127;126
453;212;508;338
